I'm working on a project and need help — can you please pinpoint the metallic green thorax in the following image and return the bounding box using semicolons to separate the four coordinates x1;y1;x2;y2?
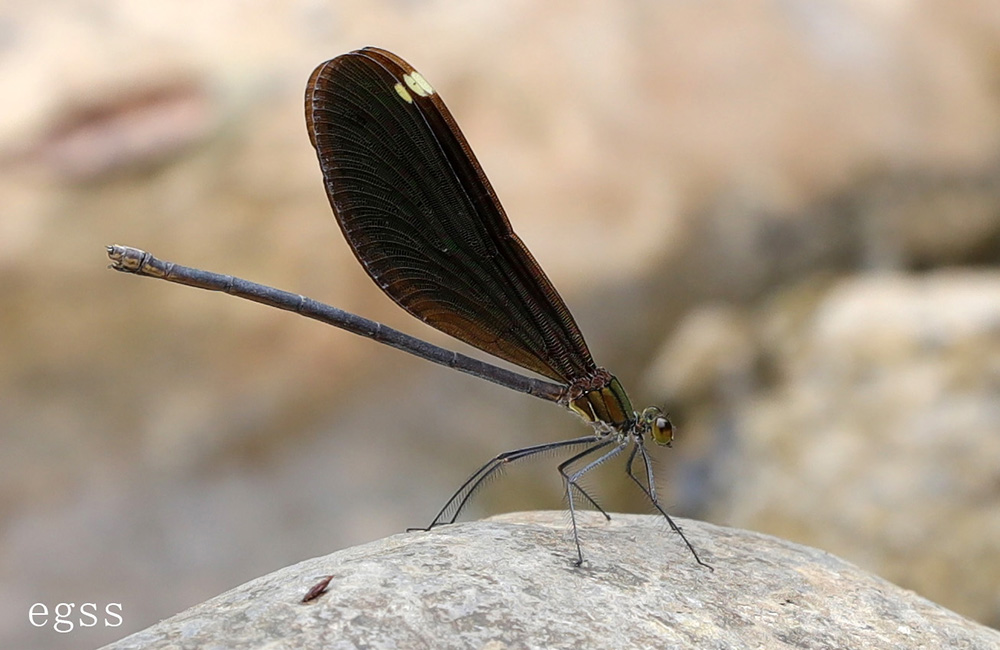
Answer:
568;372;634;428
566;370;674;446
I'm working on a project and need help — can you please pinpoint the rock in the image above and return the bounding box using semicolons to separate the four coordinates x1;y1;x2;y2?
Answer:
659;271;1000;626
99;512;999;650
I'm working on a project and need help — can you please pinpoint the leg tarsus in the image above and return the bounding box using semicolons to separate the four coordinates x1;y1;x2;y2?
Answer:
626;439;713;570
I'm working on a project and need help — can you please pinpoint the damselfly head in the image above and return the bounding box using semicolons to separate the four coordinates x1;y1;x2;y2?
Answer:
641;406;674;446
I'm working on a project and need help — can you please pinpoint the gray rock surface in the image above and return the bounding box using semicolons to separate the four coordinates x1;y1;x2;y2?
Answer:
652;271;1000;625
100;512;1000;650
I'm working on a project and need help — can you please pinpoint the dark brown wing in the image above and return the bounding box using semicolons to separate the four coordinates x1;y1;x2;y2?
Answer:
305;47;597;383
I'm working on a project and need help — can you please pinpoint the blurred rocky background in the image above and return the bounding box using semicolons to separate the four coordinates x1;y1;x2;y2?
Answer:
2;1;999;648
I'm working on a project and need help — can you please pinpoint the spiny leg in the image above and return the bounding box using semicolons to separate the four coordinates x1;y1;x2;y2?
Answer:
547;439;617;522
625;439;712;570
409;435;602;531
558;438;629;566
571;479;612;520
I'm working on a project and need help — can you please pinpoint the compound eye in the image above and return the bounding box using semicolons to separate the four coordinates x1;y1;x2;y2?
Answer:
651;416;674;446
